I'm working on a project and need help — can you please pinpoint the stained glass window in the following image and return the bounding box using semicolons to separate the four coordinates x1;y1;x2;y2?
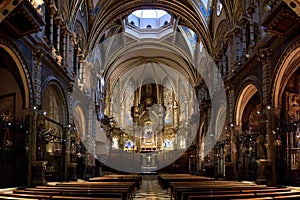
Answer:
193;0;212;19
216;0;223;16
182;26;198;52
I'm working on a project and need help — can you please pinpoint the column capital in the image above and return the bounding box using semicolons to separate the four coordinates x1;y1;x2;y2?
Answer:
54;15;63;26
256;44;271;65
239;12;248;25
247;0;257;16
32;49;44;65
48;3;57;16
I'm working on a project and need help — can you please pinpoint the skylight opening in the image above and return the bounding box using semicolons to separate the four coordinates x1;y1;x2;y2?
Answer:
132;9;168;18
127;9;171;29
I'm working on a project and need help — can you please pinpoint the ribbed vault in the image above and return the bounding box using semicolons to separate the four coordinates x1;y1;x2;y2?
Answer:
87;0;213;53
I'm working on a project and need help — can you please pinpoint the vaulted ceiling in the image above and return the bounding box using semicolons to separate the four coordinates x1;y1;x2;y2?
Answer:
85;0;213;52
67;0;232;88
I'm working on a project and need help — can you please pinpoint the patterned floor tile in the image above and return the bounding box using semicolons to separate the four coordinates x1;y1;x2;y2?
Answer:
133;175;171;199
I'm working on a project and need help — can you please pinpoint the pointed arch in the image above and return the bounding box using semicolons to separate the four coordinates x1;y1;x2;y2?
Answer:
0;38;33;109
273;39;300;110
74;104;87;141
235;84;258;127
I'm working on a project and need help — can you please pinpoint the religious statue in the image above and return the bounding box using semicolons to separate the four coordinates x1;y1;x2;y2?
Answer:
256;134;267;159
288;93;300;123
0;110;13;149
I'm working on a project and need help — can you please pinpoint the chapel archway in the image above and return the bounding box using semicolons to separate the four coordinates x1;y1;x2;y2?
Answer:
40;84;67;181
235;83;263;181
273;40;300;182
0;46;30;188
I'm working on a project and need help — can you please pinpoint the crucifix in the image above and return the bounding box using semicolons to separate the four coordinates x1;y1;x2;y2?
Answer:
147;155;152;164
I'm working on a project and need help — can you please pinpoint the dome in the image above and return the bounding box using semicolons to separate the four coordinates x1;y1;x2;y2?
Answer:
132;9;168;18
128;9;171;29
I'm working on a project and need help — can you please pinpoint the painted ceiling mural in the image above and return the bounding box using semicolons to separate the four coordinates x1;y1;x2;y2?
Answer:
193;0;213;20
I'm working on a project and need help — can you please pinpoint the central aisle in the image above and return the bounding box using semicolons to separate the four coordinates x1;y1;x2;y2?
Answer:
134;175;170;200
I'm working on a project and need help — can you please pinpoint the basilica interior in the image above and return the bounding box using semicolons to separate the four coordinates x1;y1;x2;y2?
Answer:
0;0;300;199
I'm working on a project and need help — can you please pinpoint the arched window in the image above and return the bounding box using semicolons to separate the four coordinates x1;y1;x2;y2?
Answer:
216;0;223;16
39;85;65;176
128;9;171;29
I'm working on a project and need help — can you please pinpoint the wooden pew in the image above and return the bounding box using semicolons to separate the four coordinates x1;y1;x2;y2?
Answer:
188;193;256;199
25;187;126;200
174;185;300;200
180;188;293;200
0;196;36;200
89;175;142;190
181;190;242;200
0;192;51;199
13;190;60;196
241;188;292;193
230;198;273;200
53;181;136;195
273;195;300;199
158;174;213;189
171;183;274;200
170;179;290;200
51;196;120;200
158;173;300;200
254;191;300;198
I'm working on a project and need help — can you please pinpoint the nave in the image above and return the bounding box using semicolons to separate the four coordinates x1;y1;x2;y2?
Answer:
1;0;300;197
0;173;300;199
134;175;170;200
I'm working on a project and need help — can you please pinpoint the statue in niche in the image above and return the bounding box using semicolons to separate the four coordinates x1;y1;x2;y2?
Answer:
256;134;267;159
143;123;153;145
288;93;300;123
1;110;13;149
112;136;119;149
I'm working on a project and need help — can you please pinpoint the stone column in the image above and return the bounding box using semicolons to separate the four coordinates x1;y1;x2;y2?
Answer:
54;16;62;55
226;33;234;75
68;33;76;75
32;50;43;107
240;13;248;55
48;3;56;49
234;26;242;64
31;50;49;186
66;87;77;180
257;45;274;185
78;56;85;84
226;85;237;179
61;24;66;67
247;0;257;49
222;51;228;77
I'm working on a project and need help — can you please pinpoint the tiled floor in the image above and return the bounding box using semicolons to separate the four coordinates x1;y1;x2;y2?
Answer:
134;174;170;200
